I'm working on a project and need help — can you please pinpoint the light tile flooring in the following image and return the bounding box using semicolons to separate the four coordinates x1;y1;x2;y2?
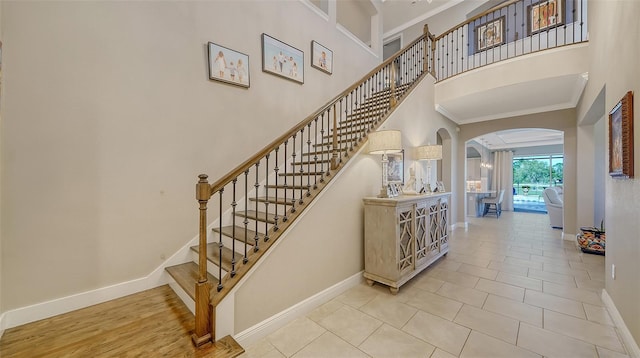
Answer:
240;212;630;358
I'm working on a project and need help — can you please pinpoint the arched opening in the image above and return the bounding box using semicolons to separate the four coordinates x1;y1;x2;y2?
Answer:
464;128;565;227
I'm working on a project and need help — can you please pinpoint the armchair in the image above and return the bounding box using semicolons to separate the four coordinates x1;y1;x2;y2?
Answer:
542;187;563;229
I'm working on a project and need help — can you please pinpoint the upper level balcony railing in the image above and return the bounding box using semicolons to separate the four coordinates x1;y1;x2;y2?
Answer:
433;0;587;81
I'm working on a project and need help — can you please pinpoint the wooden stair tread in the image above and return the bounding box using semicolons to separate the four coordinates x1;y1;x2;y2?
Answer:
250;196;296;205
213;225;261;244
236;210;277;224
190;243;244;272
265;184;312;190
165;262;215;301
279;171;325;176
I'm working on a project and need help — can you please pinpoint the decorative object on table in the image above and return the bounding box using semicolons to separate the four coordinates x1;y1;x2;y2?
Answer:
528;0;564;35
311;40;332;75
577;225;605;255
403;167;419;195
262;33;304;84
415;144;442;194
436;181;446;193
368;130;403;198
609;91;634;178
207;42;250;88
476;16;505;52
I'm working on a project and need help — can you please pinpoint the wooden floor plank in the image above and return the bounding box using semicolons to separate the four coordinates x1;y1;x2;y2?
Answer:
0;285;243;357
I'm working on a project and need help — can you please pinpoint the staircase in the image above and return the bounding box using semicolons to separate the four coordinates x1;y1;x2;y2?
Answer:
164;28;435;351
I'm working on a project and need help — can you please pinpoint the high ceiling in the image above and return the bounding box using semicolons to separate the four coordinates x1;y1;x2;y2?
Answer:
381;0;464;34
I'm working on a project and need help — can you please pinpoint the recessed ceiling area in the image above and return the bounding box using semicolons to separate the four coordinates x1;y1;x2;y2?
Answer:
473;128;563;150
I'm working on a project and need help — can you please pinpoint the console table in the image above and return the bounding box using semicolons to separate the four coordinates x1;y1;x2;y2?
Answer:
363;193;450;294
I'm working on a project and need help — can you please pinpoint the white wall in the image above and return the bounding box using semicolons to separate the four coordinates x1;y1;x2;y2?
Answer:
0;1;379;312
577;0;640;345
234;75;458;332
0;0;3;324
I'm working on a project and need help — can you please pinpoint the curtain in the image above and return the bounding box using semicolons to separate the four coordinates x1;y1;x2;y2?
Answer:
491;151;514;211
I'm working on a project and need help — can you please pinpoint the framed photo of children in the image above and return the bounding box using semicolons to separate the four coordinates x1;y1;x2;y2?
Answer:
207;42;250;88
311;40;333;75
261;33;304;84
386;150;405;185
608;91;634;178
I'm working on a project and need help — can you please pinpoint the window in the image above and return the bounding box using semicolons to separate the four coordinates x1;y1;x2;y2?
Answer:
513;154;563;197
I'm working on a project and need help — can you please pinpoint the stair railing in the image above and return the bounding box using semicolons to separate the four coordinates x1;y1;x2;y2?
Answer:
434;0;587;81
191;26;435;345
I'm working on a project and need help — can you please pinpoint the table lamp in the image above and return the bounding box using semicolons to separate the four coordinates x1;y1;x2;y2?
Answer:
415;144;442;192
368;130;403;198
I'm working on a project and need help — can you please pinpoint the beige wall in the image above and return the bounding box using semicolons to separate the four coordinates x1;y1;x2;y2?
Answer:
0;0;3;319
577;0;640;344
235;76;459;332
386;1;481;46
0;1;379;312
457;109;578;235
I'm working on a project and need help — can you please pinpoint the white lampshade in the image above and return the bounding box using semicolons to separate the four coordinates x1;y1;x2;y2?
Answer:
368;130;403;154
415;144;442;160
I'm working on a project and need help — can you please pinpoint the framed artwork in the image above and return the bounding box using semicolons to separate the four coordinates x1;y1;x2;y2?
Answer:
311;40;333;75
386;150;405;185
387;183;399;198
262;33;304;84
528;0;564;34
207;42;250;88
609;91;634;178
476;16;505;52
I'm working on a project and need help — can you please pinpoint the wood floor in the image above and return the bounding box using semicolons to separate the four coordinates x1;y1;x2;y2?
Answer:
0;285;244;357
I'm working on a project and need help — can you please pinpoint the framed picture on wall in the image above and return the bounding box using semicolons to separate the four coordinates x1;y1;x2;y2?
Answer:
207;42;250;88
386;150;405;185
311;40;333;75
528;0;564;34
262;33;304;84
476;16;505;52
609;91;634;178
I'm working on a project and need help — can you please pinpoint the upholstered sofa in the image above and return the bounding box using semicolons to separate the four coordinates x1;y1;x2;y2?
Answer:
542;187;563;229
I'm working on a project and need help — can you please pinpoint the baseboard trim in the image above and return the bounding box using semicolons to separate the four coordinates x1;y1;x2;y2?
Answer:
0;312;5;339
455;221;468;230
602;289;640;358
234;271;364;348
0;272;172;332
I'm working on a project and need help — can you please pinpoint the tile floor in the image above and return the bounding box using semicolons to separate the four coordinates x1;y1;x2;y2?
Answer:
240;212;629;358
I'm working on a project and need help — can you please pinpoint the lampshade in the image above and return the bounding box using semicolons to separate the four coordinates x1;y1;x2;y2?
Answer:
415;144;442;160
368;130;403;154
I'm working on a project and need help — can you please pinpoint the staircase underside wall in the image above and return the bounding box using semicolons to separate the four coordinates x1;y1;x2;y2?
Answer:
233;76;460;334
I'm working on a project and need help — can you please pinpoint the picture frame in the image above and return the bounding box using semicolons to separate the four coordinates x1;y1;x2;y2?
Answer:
207;42;250;88
528;0;564;35
262;33;304;84
311;40;333;75
609;91;634;178
387;183;400;198
386;150;405;185
476;16;505;52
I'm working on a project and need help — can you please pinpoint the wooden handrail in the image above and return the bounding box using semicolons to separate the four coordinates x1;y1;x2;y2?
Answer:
207;32;432;196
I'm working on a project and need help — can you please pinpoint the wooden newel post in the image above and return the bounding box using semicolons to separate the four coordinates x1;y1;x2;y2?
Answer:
423;24;429;73
193;174;213;346
331;104;339;170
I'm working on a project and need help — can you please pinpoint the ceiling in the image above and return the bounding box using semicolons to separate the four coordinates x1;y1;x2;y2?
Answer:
473;128;564;150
